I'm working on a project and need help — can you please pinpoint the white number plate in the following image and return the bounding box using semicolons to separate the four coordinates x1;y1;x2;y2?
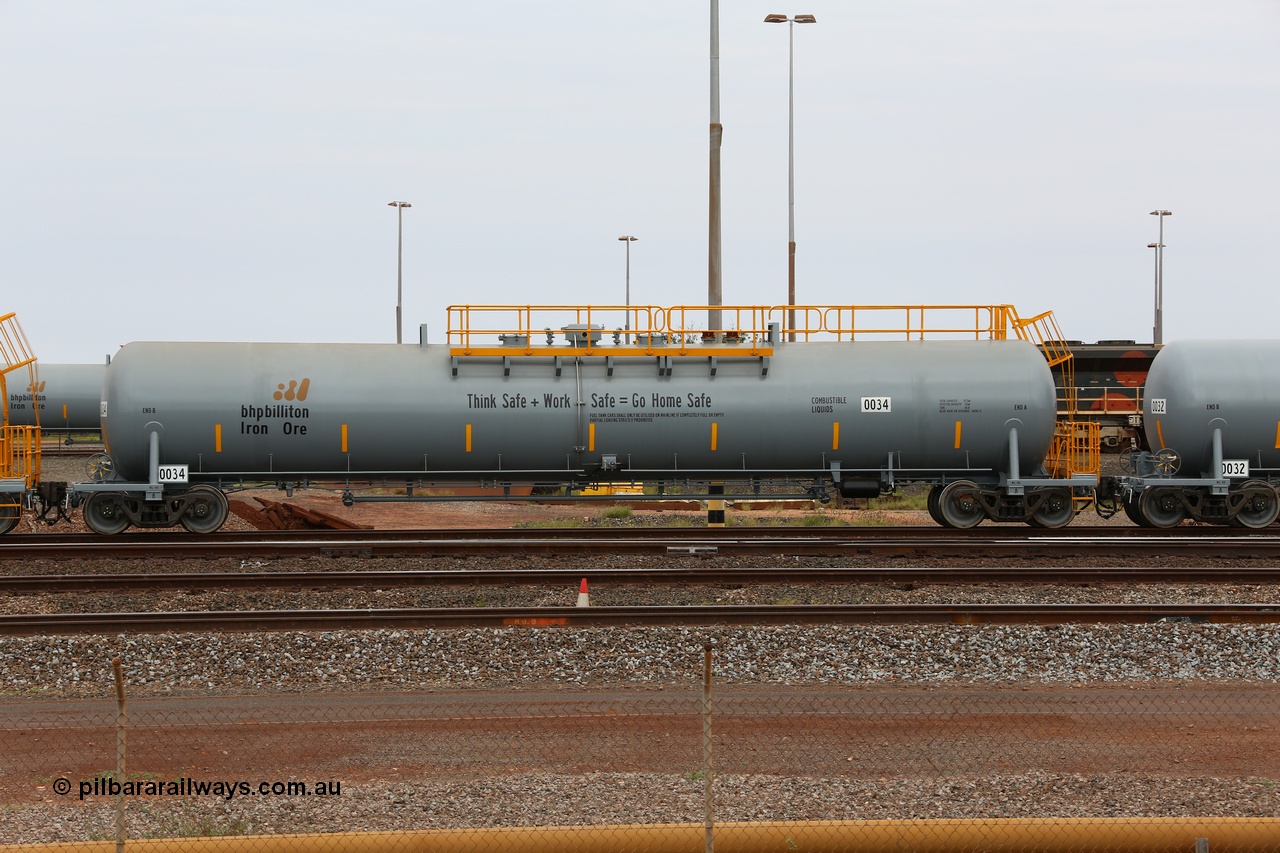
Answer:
1149;398;1167;415
158;464;189;484
861;396;892;413
1221;460;1250;478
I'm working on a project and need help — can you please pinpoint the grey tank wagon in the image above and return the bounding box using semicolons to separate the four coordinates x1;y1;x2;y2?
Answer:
69;330;1095;534
1108;339;1280;528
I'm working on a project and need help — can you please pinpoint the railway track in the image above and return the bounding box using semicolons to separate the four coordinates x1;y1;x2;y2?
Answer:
7;564;1280;594
4;603;1280;636
4;526;1280;560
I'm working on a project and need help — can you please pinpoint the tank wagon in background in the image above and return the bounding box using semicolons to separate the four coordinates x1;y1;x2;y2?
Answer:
67;304;1102;534
1108;340;1280;528
5;362;107;440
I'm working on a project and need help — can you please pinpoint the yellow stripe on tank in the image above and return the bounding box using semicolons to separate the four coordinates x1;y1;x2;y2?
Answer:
711;422;718;451
832;421;840;451
465;424;473;453
341;424;348;453
954;420;962;449
589;423;596;452
62;404;67;419
1156;420;1166;449
215;424;222;453
1275;421;1280;449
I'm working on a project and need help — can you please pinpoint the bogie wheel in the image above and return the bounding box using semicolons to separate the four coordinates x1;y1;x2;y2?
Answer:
926;486;946;526
1029;488;1075;529
84;492;130;535
1140;487;1187;528
1234;480;1280;529
1123;494;1153;527
937;480;986;529
0;493;21;535
179;485;230;533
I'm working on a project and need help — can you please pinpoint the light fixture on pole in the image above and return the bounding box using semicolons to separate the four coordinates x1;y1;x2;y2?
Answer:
388;201;412;344
1149;209;1171;346
764;13;816;342
618;236;638;344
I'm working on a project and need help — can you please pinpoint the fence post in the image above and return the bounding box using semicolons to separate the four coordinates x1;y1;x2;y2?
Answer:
1196;839;1209;853
703;640;714;853
112;656;126;853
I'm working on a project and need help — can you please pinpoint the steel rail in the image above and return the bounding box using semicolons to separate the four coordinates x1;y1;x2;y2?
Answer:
9;565;1280;595
3;527;1280;560
3;603;1280;636
9;526;1278;545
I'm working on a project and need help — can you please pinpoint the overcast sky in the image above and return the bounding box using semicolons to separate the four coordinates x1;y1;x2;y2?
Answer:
4;1;1278;364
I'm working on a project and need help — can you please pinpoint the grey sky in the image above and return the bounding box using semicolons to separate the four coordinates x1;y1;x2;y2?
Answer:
4;1;1278;363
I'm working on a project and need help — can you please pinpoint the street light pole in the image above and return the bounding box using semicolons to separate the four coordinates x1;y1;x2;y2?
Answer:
765;13;816;342
1146;242;1160;345
388;201;412;344
618;236;637;344
1149;209;1171;346
709;0;723;335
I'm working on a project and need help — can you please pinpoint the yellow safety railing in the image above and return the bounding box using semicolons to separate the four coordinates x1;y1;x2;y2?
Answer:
1044;420;1101;482
0;312;41;492
447;303;1041;357
0;424;40;487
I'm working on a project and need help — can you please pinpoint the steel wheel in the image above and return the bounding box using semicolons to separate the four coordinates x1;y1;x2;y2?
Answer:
1140;487;1186;528
937;480;985;529
179;485;230;533
84;492;130;535
1122;494;1152;527
1234;480;1280;529
1029;488;1075;529
926;486;946;526
0;493;20;535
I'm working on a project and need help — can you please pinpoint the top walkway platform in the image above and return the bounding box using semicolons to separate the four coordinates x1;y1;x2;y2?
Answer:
446;303;1071;362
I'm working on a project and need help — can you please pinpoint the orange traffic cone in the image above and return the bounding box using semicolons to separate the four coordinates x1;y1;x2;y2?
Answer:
576;578;590;607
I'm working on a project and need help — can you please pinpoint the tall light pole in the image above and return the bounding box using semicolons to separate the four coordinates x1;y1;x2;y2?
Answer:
1149;209;1171;346
709;0;723;334
618;236;637;343
388;201;412;344
765;13;816;342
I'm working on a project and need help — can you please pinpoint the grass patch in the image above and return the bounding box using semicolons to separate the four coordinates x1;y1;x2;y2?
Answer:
514;517;588;529
145;814;256;839
602;506;633;519
801;513;846;527
863;487;930;512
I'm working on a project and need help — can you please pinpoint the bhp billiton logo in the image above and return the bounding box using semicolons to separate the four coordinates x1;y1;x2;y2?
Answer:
274;379;310;402
26;380;46;393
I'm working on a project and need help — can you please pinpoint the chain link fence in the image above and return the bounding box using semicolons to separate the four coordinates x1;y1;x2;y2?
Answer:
3;634;1280;851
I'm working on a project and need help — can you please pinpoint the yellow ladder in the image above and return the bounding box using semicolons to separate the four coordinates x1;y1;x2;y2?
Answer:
0;312;41;493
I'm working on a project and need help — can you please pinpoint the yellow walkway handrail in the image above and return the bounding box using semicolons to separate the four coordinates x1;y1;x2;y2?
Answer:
447;303;1041;355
